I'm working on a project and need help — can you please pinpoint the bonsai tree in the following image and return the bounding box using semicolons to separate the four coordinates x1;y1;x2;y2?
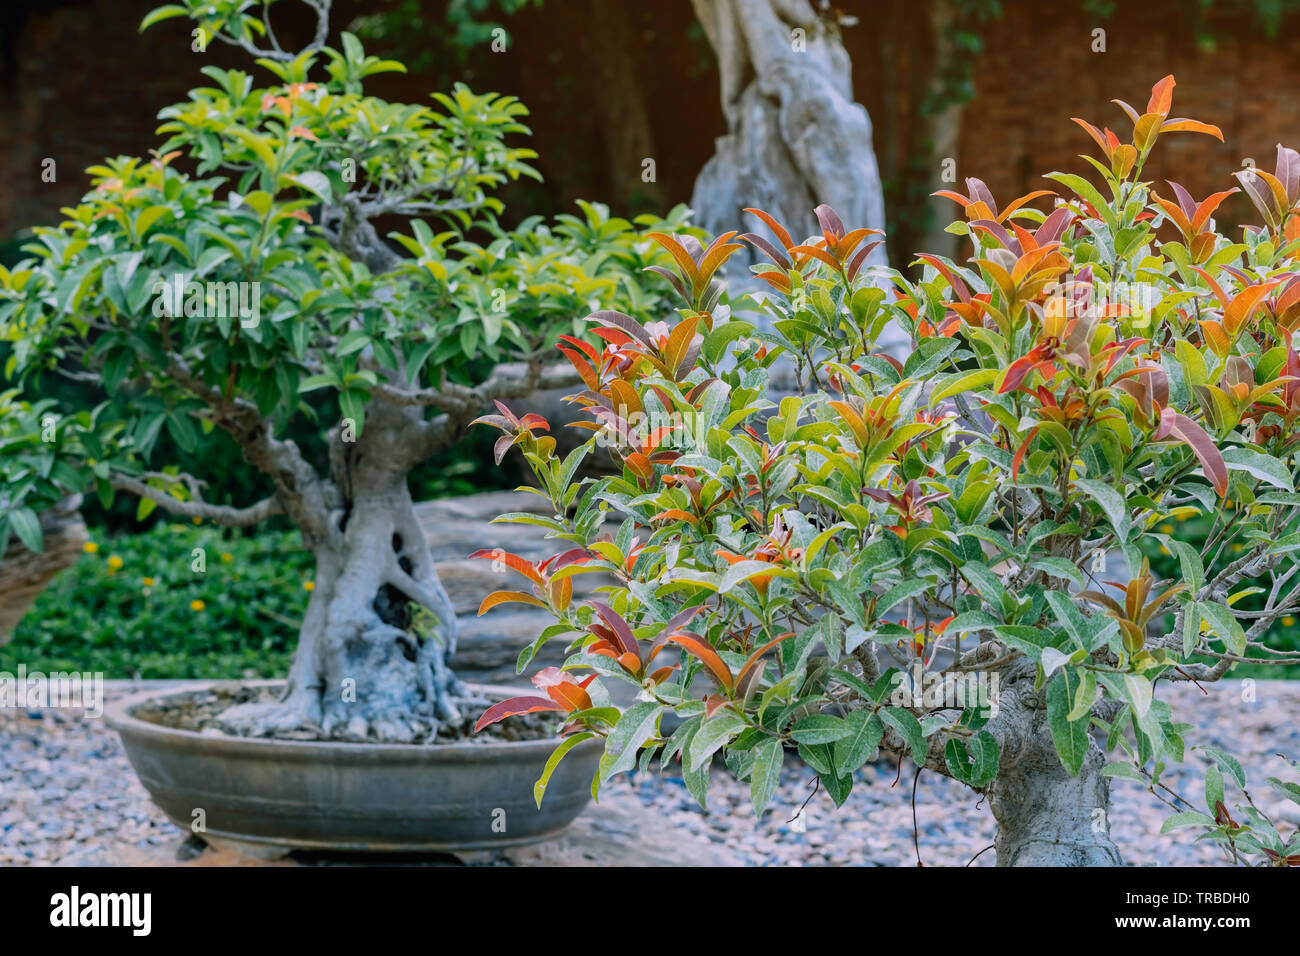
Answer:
0;0;686;741
476;76;1300;865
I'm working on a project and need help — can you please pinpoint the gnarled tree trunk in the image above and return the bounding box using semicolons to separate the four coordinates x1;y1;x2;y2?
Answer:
219;401;472;743
690;0;889;275
984;673;1124;866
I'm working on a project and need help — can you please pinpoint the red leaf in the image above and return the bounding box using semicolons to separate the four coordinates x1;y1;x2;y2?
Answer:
477;590;547;615
474;696;564;732
744;207;796;250
656;635;733;690
1155;407;1228;496
468;549;544;586
589;601;641;659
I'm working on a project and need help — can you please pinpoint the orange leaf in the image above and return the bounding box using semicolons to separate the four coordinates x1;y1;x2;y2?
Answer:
1161;118;1224;141
647;232;701;288
467;549;545;587
744;207;795;250
652;508;699;524
473;696;564;732
477;590;547;615
660;635;733;690
1146;75;1176;117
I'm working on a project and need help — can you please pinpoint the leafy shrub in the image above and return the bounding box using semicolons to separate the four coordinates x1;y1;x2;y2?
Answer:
0;389;96;558
473;76;1300;862
0;522;311;679
0;0;686;532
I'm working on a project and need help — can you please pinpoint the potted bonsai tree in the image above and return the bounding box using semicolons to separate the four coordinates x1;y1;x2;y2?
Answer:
0;0;688;852
475;76;1300;865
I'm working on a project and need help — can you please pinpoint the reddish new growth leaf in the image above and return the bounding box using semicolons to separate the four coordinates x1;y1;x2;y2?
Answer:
933;178;1055;225
862;479;950;538
470;400;551;465
468;547;590;614
645;230;742;316
1234;144;1300;234
1154;406;1229;497
473;667;597;732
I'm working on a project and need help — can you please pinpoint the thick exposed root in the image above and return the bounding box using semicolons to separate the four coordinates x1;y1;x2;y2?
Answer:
216;681;325;739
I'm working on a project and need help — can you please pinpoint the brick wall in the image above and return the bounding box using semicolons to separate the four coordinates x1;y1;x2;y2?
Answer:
3;0;1300;247
953;1;1300;235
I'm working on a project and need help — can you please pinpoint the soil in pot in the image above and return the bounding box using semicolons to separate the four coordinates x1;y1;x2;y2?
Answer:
130;683;556;744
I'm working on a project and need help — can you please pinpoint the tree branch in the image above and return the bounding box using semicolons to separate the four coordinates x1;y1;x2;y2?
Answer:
110;474;283;528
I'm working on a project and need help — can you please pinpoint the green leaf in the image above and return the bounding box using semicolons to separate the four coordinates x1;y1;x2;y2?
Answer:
931;368;998;406
1198;745;1246;788
1198;601;1247;656
685;710;745;772
944;730;999;786
718;559;785;594
790;714;851;745
336;330;370;356
1221;446;1293;491
833;710;884;774
1123;673;1153;719
1101;761;1146;782
1045;172;1117;229
139;4;189;31
879;706;925;764
597;701;662;786
1046;668;1090;775
1029;557;1085;589
1074;477;1131;542
1170;540;1204;595
9;507;42;553
1205;763;1225;817
877;577;933;615
338;389;367;435
749;738;783;816
534;732;595;808
1160;810;1216;833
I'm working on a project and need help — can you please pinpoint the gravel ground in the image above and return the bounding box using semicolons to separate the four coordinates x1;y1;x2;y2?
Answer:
2;679;1298;867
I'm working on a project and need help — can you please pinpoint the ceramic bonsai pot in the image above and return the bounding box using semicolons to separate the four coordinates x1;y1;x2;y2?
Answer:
105;681;600;855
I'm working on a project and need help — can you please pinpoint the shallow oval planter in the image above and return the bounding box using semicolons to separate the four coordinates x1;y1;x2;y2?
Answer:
105;681;601;855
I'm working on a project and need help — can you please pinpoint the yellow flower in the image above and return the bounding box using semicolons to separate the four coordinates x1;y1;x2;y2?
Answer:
190;599;205;612
192;516;202;524
220;552;234;564
107;555;123;570
303;581;315;592
1159;524;1174;534
142;577;155;587
83;541;99;554
1284;616;1296;628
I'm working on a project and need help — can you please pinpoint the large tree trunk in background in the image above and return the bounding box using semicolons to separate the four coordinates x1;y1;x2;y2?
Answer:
917;0;963;262
690;0;889;274
986;674;1124;866
220;406;471;743
585;0;657;209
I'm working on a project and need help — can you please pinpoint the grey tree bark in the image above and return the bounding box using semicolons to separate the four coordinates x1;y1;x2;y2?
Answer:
690;0;889;274
872;656;1125;866
983;674;1124;866
216;400;472;743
